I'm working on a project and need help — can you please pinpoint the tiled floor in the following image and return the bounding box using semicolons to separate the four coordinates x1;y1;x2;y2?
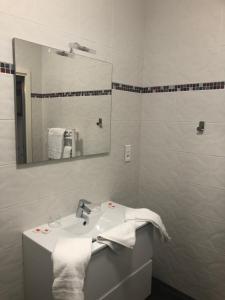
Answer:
147;293;180;300
146;278;194;300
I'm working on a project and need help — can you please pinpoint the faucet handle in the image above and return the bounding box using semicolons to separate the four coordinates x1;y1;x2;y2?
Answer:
79;199;91;206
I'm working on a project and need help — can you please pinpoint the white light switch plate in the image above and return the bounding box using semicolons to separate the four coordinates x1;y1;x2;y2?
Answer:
124;145;131;162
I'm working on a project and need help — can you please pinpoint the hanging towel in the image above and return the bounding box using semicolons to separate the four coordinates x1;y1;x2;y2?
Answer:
52;237;92;300
48;128;65;159
125;208;171;242
96;220;136;250
63;146;72;159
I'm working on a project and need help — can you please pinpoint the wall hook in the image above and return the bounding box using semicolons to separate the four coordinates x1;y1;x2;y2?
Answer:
196;121;205;134
96;118;103;128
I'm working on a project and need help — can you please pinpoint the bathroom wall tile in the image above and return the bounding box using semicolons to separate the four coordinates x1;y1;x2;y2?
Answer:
140;121;178;151
112;49;143;86
112;0;144;85
177;183;225;224
139;147;180;198
143;0;224;86
0;243;24;300
112;90;142;122
0;74;14;120
0;165;39;209
0;0;80;38
0;200;43;248
109;158;140;207
175;89;225;123
0;246;23;290
141;93;176;121
143;45;224;87
110;121;140;162
0;12;79;63
80;0;113;47
112;0;145;51
0;120;16;165
177;152;225;189
176;122;225;157
219;3;225;46
0;158;107;211
29;162;89;201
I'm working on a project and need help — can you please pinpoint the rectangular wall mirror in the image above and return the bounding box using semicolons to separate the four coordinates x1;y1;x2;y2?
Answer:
13;38;112;165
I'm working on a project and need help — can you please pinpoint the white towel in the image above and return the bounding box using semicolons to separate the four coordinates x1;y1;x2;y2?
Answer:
125;208;171;242
63;146;72;158
48;128;65;160
96;221;136;250
52;237;92;300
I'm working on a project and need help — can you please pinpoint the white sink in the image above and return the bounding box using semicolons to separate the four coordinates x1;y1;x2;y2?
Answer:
62;202;126;238
23;201;153;300
23;201;130;253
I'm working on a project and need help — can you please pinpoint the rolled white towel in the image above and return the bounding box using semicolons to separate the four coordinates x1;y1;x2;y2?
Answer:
125;208;171;242
52;237;92;300
63;146;72;158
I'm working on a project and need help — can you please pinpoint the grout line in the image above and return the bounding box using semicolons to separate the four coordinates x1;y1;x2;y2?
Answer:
141;120;225;125
140;144;225;159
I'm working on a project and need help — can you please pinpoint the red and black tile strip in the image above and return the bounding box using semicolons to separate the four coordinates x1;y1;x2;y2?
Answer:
31;89;112;98
1;61;225;94
112;82;143;93
0;62;14;74
113;81;225;93
142;81;225;93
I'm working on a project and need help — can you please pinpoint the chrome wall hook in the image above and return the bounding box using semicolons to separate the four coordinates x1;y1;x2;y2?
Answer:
196;121;205;134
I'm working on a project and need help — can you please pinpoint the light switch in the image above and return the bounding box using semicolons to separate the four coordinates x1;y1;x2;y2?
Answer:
124;145;131;162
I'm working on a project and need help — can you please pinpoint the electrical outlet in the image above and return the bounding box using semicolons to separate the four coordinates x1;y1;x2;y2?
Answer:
124;145;131;162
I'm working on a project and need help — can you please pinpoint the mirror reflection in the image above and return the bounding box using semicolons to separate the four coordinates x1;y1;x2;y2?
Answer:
13;38;112;165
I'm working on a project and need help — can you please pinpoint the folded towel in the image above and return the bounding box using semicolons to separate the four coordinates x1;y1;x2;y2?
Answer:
48;128;65;160
96;220;136;250
125;208;170;242
52;237;92;300
63;146;72;159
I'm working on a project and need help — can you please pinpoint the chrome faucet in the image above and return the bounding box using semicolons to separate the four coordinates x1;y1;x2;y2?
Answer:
76;199;92;219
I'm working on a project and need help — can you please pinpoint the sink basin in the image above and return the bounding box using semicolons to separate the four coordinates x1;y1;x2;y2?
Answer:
23;202;153;300
23;202;129;253
63;203;125;238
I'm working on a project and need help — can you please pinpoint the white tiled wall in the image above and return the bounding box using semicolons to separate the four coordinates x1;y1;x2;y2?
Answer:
2;0;224;299
0;1;145;299
140;1;225;299
142;0;225;86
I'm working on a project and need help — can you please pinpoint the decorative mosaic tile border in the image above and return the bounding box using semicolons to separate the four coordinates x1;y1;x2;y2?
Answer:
112;82;142;93
2;61;225;94
31;89;112;98
113;81;225;93
0;62;14;74
142;81;225;93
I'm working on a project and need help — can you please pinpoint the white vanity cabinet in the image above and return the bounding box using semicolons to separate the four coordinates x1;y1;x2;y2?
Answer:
23;224;153;300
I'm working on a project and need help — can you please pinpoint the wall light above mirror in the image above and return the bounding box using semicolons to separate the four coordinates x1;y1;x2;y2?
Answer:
13;38;112;165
